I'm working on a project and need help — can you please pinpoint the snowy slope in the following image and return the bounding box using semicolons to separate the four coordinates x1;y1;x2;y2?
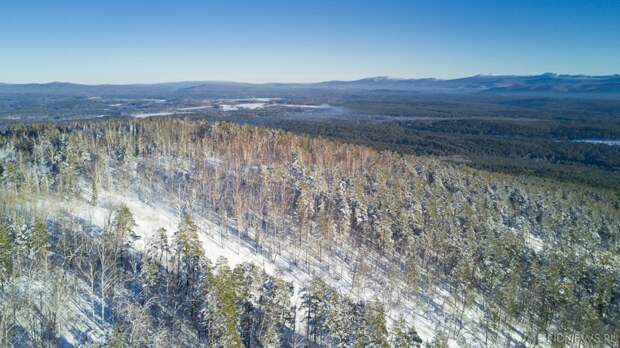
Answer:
54;186;513;347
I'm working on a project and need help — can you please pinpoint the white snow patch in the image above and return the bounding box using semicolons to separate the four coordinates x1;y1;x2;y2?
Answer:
221;97;280;102
131;111;176;118
525;234;544;252
177;105;211;111
220;104;239;111
219;103;267;111
276;103;331;109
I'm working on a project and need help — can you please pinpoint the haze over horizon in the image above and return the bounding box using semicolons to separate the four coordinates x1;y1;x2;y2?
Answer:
3;72;620;87
1;0;619;84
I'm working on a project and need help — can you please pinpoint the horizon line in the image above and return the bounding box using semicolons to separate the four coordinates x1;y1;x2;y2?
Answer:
2;71;620;86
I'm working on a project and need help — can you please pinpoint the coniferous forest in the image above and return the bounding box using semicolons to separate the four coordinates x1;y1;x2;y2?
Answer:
0;118;618;347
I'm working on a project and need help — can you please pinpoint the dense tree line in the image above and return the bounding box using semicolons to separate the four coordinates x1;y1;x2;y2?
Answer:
254;117;620;190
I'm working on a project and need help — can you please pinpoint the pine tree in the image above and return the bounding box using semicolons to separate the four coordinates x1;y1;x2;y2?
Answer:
351;302;369;348
193;257;213;339
260;272;294;347
232;264;259;346
327;292;349;347
429;330;449;348
12;217;31;259
303;279;329;346
143;256;160;295
0;224;13;284
173;214;206;322
365;302;390;348
174;214;203;261
114;204;137;245
259;276;281;347
213;258;244;347
154;227;169;265
57;134;82;196
32;217;49;264
391;316;422;348
91;177;98;205
113;204;137;267
108;326;125;348
174;214;204;288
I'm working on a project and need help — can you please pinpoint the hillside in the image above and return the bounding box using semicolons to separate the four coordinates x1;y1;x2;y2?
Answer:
0;118;618;347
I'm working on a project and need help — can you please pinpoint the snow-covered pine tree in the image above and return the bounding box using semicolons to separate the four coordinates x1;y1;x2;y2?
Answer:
142;255;160;296
364;302;390;348
12;217;30;259
173;214;205;320
154;227;170;266
0;223;12;284
326;291;349;347
112;204;137;269
174;214;203;262
213;257;244;347
391;316;422;348
187;256;211;333
302;279;330;346
31;217;49;265
90;177;98;205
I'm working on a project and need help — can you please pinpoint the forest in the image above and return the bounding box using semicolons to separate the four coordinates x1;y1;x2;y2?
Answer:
3;90;620;191
259;116;620;190
0;118;618;346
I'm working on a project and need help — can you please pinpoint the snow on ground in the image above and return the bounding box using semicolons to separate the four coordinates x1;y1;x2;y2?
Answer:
219;104;238;111
525;233;544;252
215;97;329;112
56;278;111;346
177;105;211;111
221;98;280;102
219;103;267;111
0;255;111;347
20;182;485;346
250;98;280;102
572;139;620;146
131;111;177;118
67;189;278;274
218;102;330;111
39;175;531;347
115;97;329;115
276;104;331;109
7;152;537;347
55;188;454;345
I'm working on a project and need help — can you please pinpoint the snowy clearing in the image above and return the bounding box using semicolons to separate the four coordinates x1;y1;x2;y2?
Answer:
52;186;500;347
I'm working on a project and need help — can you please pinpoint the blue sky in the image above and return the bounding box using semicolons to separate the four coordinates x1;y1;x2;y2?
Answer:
1;0;619;83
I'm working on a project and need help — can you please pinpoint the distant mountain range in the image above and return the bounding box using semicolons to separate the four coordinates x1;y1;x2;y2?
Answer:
2;73;620;97
309;73;620;95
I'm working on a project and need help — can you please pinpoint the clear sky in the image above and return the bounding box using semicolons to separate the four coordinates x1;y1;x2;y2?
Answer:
1;0;619;84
